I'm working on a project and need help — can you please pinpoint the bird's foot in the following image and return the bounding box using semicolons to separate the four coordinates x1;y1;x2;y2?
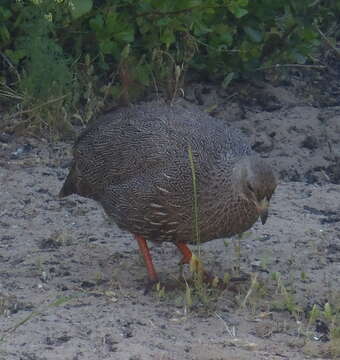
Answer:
143;278;160;295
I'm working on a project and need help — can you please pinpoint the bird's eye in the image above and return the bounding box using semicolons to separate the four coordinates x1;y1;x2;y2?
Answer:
247;183;254;192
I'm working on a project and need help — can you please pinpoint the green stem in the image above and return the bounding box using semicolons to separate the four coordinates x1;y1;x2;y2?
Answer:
188;145;200;256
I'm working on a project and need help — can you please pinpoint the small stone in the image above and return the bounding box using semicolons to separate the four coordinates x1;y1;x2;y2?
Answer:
301;135;318;150
252;133;274;153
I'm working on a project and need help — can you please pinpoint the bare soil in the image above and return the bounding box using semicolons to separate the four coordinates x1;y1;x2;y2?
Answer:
1;73;340;359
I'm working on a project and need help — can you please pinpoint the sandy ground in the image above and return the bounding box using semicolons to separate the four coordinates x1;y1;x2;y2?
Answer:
1;79;340;359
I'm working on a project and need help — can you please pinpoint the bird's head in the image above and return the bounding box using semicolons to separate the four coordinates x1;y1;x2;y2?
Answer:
233;156;277;224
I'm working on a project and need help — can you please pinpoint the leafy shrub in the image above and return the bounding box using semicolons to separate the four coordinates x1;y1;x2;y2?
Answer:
0;0;339;136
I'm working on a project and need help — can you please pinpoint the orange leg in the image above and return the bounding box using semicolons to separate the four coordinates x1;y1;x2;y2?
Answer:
175;242;192;264
135;235;158;283
176;242;212;284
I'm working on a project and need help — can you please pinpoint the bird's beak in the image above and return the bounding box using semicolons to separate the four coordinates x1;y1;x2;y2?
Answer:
257;198;269;225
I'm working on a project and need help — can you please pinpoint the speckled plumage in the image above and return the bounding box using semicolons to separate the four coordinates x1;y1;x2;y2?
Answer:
60;100;276;245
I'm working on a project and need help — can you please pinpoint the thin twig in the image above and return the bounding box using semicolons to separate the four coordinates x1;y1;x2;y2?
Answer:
10;94;67;118
0;52;21;82
0;88;23;100
188;145;200;255
195;38;241;53
215;312;236;337
136;5;226;18
315;25;340;59
240;273;258;309
0;296;74;342
257;63;326;71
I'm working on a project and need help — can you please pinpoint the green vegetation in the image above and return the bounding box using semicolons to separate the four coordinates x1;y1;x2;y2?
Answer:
0;0;339;135
306;302;340;358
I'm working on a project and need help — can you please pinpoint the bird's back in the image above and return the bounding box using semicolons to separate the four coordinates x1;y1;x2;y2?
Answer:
60;100;256;243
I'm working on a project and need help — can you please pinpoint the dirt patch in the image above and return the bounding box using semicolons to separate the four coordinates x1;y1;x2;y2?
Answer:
1;76;340;359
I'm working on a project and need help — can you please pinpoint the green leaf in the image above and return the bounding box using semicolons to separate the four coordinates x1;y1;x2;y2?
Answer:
222;72;234;89
193;21;213;36
292;51;307;64
111;85;122;98
232;7;248;18
70;0;93;19
214;24;234;45
0;7;12;20
244;26;262;43
89;14;103;32
157;17;172;27
5;49;26;64
106;12;118;33
0;25;10;42
135;64;150;86
160;28;175;47
116;30;135;43
100;39;118;55
228;0;248;18
120;44;130;59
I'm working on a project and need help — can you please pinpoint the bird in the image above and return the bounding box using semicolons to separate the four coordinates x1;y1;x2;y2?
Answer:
59;99;277;287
